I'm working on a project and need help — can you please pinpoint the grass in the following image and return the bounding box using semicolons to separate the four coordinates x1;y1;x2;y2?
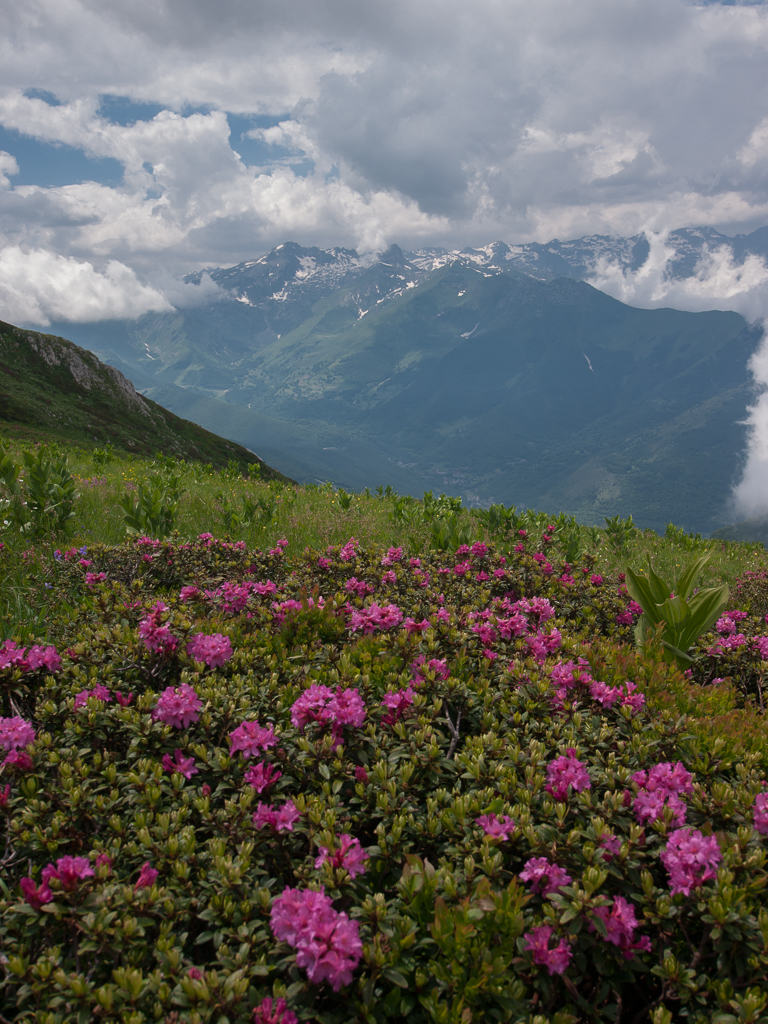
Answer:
1;438;766;643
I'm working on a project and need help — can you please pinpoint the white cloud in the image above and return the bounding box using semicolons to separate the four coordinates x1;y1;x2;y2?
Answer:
0;246;172;324
731;333;768;519
0;0;765;269
588;232;768;319
0;151;18;189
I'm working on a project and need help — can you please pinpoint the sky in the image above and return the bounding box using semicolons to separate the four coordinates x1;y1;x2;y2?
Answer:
3;0;768;513
0;0;767;324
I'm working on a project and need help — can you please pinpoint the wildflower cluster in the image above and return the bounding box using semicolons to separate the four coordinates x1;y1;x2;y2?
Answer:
0;529;767;1023
270;887;363;991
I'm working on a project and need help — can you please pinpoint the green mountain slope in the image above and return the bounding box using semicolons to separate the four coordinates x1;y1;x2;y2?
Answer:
50;252;760;533
0;320;292;480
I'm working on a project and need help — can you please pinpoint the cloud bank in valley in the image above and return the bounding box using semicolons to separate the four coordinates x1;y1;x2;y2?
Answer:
587;233;768;520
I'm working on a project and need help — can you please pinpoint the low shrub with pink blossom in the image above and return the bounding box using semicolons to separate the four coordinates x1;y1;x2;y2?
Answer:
2;527;768;1022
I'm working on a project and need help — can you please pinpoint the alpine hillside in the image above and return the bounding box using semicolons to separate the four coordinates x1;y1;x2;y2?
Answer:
47;229;768;533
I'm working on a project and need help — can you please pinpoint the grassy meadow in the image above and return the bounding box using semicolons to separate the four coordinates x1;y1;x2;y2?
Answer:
1;439;765;624
3;436;768;1023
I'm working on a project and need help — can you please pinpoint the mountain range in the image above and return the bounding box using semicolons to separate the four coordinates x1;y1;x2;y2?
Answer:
48;226;768;533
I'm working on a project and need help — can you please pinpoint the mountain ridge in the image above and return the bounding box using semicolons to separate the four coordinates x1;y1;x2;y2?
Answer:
40;226;768;531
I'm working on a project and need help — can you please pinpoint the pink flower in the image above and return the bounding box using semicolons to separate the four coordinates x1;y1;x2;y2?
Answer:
162;749;199;779
634;789;687;827
632;762;693;795
138;618;178;654
73;684;112;709
590;895;651;959
471;541;488;557
0;783;10;808
660;828;722;896
253;799;301;833
331;688;367;728
3;750;33;770
317;557;331;570
473;623;497;645
412;655;449;682
545;749;591;801
344;577;374;597
355;766;369;785
41;855;94;892
381;687;415;724
20;877;53;909
252;997;298;1024
186;632;232;668
270;886;362;991
348;602;403;633
519;857;572;895
0;715;35;752
152;684;202;729
115;691;133;706
381;546;403;566
598;834;622;861
753;792;768;835
291;684;335;729
291;685;365;735
229;720;278;758
135;862;158;890
315;834;369;878
403;617;430;634
0;640;29;670
476;813;516;841
179;585;201;602
244;762;282;793
523;925;572;975
95;853;113;874
631;761;693;826
188;968;203;981
590;680;621;708
338;538;358;562
620;681;645;714
26;645;62;672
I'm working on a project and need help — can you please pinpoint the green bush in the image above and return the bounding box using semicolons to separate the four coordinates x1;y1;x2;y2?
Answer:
1;533;768;1022
626;553;729;669
119;473;185;540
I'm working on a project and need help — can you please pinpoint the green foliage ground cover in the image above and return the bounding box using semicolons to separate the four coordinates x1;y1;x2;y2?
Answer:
2;442;768;1023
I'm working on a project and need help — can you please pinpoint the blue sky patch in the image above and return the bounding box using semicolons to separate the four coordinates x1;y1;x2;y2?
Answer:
0;124;124;188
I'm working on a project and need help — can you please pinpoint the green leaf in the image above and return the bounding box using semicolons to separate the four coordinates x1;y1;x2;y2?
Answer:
677;584;730;650
646;557;672;604
675;550;713;602
625;569;662;624
657;595;689;629
661;640;694;668
383;969;409;988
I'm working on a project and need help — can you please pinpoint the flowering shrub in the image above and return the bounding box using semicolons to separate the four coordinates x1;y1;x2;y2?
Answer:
0;531;767;1021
